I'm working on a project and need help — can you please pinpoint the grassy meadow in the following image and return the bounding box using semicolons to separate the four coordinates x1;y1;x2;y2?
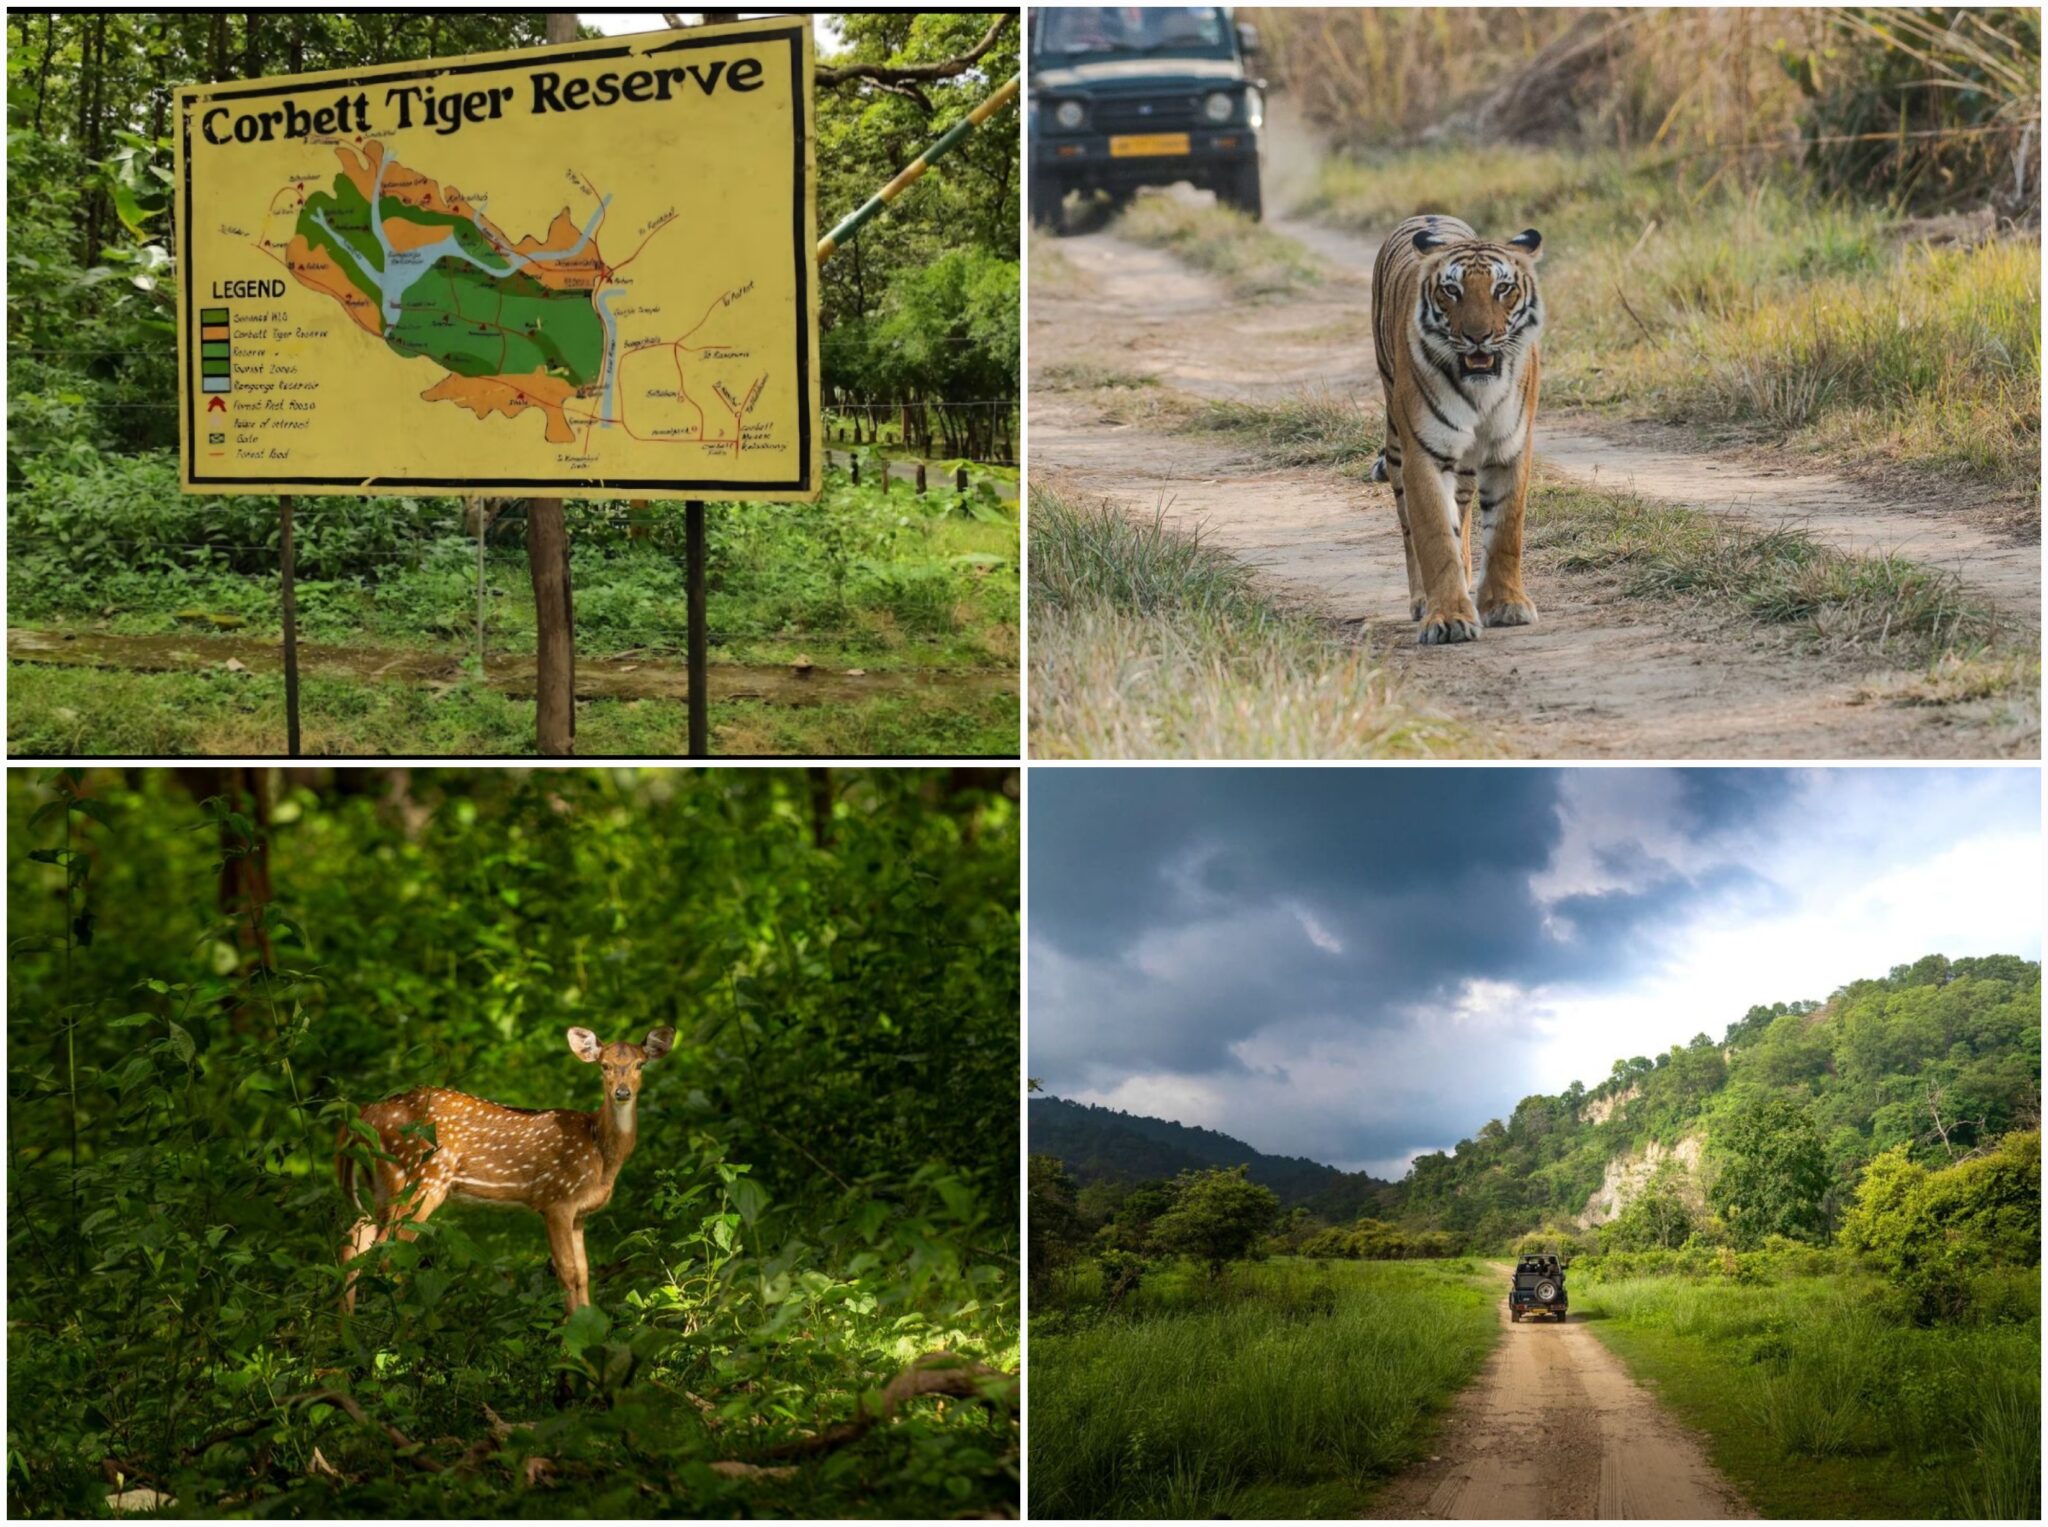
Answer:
1574;1264;2040;1520
1029;1257;1498;1518
1027;485;1479;759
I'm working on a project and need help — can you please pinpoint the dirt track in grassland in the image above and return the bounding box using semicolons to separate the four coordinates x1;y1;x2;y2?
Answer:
6;627;1015;707
1031;217;2037;758
1365;1266;1754;1520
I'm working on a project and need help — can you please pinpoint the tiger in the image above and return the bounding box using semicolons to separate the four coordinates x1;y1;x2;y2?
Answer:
1368;214;1545;645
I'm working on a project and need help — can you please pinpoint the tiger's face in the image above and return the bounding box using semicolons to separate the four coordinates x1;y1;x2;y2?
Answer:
1413;227;1544;383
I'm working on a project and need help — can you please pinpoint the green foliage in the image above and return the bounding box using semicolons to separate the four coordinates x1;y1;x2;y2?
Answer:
1028;1152;1086;1289
5;769;1018;1517
1029;1258;1498;1517
1602;1180;1696;1251
1149;1167;1281;1277
1839;1130;2042;1320
1363;956;2039;1244
1300;1219;1466;1261
1711;1094;1831;1248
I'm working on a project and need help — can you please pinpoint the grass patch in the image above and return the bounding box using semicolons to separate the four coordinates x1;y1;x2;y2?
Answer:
1184;391;1380;473
6;663;1018;758
1531;479;2016;669
1036;360;1159;392
1305;147;2040;500
1576;1269;2040;1520
1029;1257;1498;1518
1114;192;1325;298
1031;227;1084;295
1027;485;1477;759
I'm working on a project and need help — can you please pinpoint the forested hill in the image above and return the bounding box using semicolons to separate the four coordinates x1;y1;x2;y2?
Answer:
1028;1095;1393;1219
1034;954;2040;1245
1394;953;2040;1244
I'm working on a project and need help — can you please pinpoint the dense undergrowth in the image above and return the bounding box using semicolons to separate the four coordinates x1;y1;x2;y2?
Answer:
1305;148;2041;500
8;452;1019;671
6;456;1020;756
6;769;1020;1517
1028;1257;1495;1518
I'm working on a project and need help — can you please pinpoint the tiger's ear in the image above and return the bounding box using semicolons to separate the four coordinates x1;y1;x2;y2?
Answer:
1412;228;1449;253
1509;227;1543;260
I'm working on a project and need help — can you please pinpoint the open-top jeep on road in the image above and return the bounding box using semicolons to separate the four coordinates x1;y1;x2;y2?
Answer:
1028;6;1265;232
1509;1254;1568;1322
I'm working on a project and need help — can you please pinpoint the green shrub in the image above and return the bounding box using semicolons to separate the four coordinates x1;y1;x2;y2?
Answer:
1839;1130;2042;1319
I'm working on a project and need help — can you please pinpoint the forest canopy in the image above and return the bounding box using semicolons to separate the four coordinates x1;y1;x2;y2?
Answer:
6;767;1019;1517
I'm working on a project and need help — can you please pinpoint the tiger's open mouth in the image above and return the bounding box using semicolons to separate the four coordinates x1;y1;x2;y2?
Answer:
1458;351;1500;378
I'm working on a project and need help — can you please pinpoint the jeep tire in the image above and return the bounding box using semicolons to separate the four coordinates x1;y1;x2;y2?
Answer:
1535;1279;1559;1303
1219;160;1263;221
1510;1308;1521;1322
1029;169;1065;233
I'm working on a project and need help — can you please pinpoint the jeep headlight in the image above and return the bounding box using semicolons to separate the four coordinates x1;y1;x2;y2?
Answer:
1202;91;1235;124
1054;99;1086;130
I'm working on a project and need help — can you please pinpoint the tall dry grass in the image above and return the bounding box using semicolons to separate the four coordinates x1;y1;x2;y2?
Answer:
1255;7;2040;215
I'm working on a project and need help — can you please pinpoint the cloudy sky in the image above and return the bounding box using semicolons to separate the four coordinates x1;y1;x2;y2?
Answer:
1029;768;2040;1180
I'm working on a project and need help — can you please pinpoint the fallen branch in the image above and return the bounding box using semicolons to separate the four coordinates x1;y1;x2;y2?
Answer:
748;1351;1017;1464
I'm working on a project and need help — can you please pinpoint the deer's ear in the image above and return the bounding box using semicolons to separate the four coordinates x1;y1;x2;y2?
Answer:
566;1027;603;1063
643;1026;676;1062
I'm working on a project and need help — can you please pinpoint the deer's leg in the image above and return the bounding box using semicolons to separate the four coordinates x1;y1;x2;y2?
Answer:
544;1208;585;1315
571;1214;593;1311
387;1172;449;1242
339;1160;396;1315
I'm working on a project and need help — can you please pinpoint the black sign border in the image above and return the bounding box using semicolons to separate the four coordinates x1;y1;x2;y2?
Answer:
179;23;814;496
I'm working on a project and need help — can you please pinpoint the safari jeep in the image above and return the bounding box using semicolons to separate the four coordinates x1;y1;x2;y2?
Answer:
1509;1254;1568;1322
1028;6;1265;232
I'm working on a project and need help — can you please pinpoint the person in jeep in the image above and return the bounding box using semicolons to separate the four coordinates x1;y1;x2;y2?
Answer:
1509;1253;1568;1322
1028;6;1265;232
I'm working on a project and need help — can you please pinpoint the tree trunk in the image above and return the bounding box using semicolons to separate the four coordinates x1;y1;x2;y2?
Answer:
526;9;583;757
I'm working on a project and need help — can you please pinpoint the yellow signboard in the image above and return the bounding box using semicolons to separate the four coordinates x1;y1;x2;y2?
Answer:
175;18;820;500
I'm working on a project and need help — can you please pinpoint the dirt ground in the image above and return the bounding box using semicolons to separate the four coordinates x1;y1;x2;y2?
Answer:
1366;1266;1754;1520
1030;187;2039;759
6;627;1013;708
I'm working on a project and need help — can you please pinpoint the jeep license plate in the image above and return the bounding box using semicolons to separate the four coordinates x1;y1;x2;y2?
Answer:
1109;133;1191;158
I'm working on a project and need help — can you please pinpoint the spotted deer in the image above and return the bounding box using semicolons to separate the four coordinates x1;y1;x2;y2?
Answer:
337;1026;675;1315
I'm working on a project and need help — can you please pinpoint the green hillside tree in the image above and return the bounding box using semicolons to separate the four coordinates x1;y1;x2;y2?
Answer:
1711;1094;1830;1246
1151;1166;1280;1276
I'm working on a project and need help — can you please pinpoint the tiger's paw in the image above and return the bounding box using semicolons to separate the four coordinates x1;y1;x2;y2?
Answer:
1480;590;1538;628
1417;602;1481;646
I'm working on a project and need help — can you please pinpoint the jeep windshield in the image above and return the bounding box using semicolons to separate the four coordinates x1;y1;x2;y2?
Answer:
1034;7;1237;61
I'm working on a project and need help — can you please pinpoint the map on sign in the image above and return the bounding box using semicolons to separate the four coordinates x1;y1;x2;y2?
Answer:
176;18;820;500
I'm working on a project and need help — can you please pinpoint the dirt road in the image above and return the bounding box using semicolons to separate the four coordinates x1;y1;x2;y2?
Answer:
1367;1267;1753;1520
1031;207;2037;758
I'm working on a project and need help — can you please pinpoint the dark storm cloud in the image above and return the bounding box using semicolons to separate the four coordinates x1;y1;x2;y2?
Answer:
1027;767;1807;1168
